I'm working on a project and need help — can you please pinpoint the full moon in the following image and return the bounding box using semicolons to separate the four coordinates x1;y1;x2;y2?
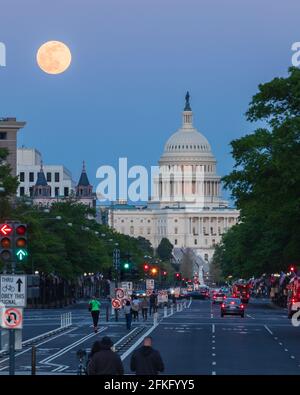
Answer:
36;41;72;75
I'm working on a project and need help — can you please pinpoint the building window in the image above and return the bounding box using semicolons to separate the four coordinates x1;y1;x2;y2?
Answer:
194;239;197;245
148;220;151;223
29;172;34;182
130;226;134;235
55;172;60;182
147;228;151;235
47;172;52;182
55;187;59;196
174;239;178;245
174;227;178;234
204;253;208;261
121;219;124;223
19;172;25;182
0;132;7;140
212;239;216;246
20;187;25;196
174;219;178;223
64;187;69;197
29;187;33;197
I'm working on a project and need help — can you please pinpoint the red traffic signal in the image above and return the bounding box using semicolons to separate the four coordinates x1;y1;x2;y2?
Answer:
1;237;11;249
290;265;297;273
16;225;27;235
0;224;13;236
162;271;167;276
143;263;149;271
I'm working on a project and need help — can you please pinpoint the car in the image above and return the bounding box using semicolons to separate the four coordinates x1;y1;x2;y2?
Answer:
212;292;226;304
186;291;205;299
221;298;245;317
199;286;210;299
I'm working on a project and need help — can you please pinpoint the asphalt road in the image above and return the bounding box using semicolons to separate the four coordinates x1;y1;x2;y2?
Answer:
0;298;299;375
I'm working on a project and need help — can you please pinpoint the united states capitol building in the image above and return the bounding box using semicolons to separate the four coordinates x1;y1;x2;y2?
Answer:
107;93;239;267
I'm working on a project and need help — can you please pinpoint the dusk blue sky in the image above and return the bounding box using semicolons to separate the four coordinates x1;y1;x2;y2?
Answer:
1;0;299;202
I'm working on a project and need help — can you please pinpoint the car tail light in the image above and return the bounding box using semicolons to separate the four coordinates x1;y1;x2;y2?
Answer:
291;298;295;303
221;304;225;308
213;295;216;299
223;296;227;299
240;304;244;309
247;294;250;298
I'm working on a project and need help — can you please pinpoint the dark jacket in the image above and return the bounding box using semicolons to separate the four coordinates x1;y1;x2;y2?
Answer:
130;346;164;375
87;345;124;375
149;294;157;305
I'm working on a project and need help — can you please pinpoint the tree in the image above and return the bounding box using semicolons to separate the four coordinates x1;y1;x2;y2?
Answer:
0;148;19;220
180;248;194;279
157;238;173;262
221;67;300;277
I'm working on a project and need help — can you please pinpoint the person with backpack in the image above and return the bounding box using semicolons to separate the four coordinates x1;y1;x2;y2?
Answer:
87;337;124;375
124;300;132;330
130;336;164;375
88;295;101;333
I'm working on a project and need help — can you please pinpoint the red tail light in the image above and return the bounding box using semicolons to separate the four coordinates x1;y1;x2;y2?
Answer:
221;304;225;308
213;295;216;299
240;304;244;309
247;294;250;298
223;296;227;299
291;298;295;303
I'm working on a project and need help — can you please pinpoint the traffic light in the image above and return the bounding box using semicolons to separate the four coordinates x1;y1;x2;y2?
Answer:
15;224;28;262
143;263;149;271
123;262;130;270
290;265;297;273
162;270;167;276
0;223;13;262
150;267;158;276
175;272;182;281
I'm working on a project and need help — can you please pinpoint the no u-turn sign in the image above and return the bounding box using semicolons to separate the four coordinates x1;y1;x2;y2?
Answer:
1;307;23;329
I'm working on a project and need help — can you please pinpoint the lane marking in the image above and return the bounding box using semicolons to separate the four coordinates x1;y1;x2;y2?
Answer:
212;324;215;334
39;327;107;364
121;324;158;361
212;361;216;365
264;325;273;335
212;371;216;375
291;356;295;359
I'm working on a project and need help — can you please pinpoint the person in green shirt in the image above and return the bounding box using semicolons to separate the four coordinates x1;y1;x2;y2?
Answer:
89;295;101;333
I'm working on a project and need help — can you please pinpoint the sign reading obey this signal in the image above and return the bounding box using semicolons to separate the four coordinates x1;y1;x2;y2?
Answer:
0;275;27;307
1;307;23;329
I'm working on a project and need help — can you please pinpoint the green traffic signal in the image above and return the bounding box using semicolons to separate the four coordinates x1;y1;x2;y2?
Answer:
16;248;28;261
123;262;130;270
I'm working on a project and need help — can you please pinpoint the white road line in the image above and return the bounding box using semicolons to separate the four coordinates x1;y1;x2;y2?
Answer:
264;325;273;335
284;349;288;352
212;371;216;375
291;356;295;359
246;314;254;319
212;361;216;365
0;327;77;371
40;327;107;364
212;346;216;350
121;324;158;361
279;343;283;346
212;324;215;334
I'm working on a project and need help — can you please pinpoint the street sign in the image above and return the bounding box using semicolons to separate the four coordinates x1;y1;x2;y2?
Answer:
146;279;155;290
0;224;13;236
174;287;181;298
0;275;27;307
157;290;168;304
111;299;121;309
115;288;125;300
1;307;23;329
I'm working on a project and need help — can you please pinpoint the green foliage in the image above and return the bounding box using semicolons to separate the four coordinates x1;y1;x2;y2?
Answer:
157;238;173;262
10;201;153;280
0;148;19;220
219;67;300;278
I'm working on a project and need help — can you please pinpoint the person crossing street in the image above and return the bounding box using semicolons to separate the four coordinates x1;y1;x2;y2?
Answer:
89;295;101;333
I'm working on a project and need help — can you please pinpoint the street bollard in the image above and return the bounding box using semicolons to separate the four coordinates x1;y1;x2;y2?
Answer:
164;306;167;317
115;308;119;322
183;301;187;308
153;312;158;326
31;346;36;375
171;305;174;315
106;305;109;321
176;303;179;312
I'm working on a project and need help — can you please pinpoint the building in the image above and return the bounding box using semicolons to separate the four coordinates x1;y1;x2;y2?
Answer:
108;93;239;264
17;150;96;209
17;147;75;199
0;117;26;176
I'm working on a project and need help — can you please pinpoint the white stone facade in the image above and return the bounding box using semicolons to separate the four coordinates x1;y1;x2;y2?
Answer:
17;148;75;198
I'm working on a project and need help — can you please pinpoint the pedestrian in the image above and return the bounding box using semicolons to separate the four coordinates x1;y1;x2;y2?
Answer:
131;295;140;321
124;300;132;330
130;336;164;375
88;295;101;333
141;297;149;321
85;340;102;373
87;336;124;375
149;291;157;316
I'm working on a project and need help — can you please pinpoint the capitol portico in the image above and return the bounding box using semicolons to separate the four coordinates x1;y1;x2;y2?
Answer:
108;93;239;263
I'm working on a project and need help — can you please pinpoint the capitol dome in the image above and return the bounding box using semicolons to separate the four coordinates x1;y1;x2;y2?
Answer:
159;92;214;165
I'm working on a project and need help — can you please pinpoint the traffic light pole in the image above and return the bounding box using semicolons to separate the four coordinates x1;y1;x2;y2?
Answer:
9;329;15;375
